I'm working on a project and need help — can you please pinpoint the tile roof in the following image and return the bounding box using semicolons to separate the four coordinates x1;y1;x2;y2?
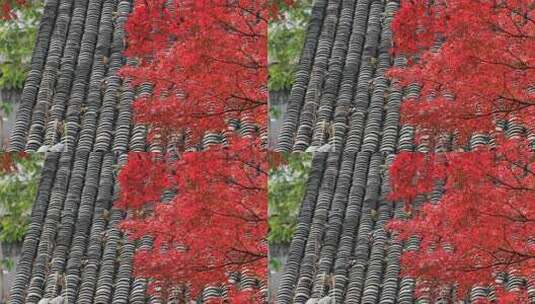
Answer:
5;0;153;303
8;0;145;154
10;152;147;304
276;0;402;154
273;1;418;302
7;0;266;302
274;0;534;303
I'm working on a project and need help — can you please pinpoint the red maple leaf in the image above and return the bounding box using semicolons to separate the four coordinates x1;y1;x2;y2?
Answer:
388;1;535;301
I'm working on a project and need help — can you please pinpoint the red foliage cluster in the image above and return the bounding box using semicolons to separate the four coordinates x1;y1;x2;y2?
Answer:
1;0;26;19
389;1;535;302
116;154;170;210
389;139;535;301
0;152;27;173
121;0;275;143
117;140;267;302
391;0;535;144
0;153;15;173
267;150;288;169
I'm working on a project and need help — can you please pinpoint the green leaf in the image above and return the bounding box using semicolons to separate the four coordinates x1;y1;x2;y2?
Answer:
1;257;14;271
268;1;313;91
0;154;43;243
269;257;282;271
0;101;13;116
268;153;312;244
0;2;42;90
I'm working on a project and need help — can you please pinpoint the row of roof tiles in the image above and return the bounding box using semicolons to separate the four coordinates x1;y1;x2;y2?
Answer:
7;0;261;302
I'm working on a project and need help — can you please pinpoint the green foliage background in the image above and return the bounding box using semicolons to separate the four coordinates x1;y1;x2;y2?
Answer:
268;153;312;245
0;2;42;90
0;154;43;243
268;0;312;91
0;4;42;265
0;1;41;140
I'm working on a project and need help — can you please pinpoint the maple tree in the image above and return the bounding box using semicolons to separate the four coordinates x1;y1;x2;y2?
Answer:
116;1;295;301
117;140;267;302
390;0;535;145
120;0;286;144
389;140;535;302
388;0;535;302
0;0;26;20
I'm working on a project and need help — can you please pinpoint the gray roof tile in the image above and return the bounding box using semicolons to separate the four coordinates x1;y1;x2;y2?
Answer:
274;0;424;302
7;0;148;302
8;0;264;301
